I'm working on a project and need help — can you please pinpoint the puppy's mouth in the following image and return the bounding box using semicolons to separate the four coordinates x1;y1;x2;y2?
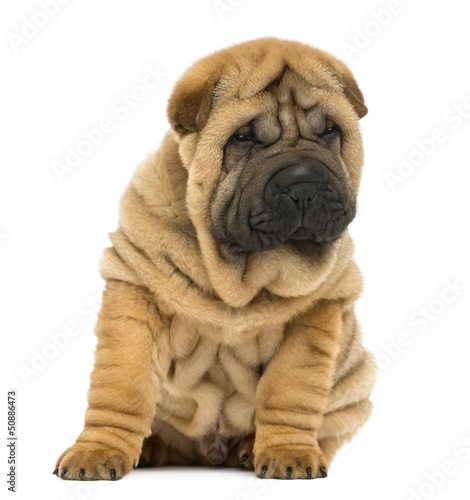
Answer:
291;225;312;239
245;206;345;252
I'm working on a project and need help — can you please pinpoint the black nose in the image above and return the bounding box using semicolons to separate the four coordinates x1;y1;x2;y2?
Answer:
264;163;322;205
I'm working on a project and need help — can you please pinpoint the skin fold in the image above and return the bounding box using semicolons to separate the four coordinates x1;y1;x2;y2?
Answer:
54;37;375;481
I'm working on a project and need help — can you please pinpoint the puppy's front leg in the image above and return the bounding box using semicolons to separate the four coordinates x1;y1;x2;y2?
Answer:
54;281;158;480
253;299;343;479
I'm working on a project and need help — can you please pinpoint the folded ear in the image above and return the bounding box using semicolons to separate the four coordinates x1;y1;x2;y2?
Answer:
167;74;219;135
341;71;368;119
327;59;368;119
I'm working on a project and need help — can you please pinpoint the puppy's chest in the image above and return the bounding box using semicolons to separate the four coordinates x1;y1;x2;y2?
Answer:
150;315;285;437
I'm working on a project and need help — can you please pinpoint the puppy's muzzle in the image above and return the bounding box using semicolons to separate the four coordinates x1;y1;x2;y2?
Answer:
212;154;357;255
255;161;353;244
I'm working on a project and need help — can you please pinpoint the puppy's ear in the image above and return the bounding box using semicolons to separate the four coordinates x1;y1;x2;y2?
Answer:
340;72;368;119
327;59;368;119
167;75;219;135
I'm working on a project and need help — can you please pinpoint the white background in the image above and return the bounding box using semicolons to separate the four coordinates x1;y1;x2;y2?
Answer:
1;1;470;499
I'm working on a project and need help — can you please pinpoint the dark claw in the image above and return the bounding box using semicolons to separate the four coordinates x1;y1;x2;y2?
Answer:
286;467;292;477
319;466;327;478
60;467;67;478
240;454;248;463
79;468;85;479
133;464;137;470
259;465;267;478
110;468;116;481
306;466;312;478
52;467;59;476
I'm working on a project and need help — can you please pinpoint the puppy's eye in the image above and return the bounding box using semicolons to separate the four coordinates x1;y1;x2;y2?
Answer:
233;133;252;142
322;124;340;136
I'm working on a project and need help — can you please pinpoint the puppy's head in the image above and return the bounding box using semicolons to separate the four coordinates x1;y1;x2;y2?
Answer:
168;38;366;262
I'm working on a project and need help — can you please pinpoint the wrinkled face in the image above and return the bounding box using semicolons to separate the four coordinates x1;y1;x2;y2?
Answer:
209;70;357;256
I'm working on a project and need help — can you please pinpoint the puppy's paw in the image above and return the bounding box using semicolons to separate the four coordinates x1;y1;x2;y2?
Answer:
54;442;136;481
238;434;255;469
253;442;328;479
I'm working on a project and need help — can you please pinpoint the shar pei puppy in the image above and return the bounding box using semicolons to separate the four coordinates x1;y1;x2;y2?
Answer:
54;37;375;481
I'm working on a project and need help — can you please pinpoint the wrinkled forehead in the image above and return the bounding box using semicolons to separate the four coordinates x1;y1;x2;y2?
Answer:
255;68;331;143
212;67;345;145
268;67;337;107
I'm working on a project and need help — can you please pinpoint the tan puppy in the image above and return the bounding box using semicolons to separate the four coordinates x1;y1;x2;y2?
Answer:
54;37;375;481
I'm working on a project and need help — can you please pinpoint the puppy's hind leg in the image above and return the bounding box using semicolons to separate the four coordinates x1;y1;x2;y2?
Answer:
138;434;199;467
